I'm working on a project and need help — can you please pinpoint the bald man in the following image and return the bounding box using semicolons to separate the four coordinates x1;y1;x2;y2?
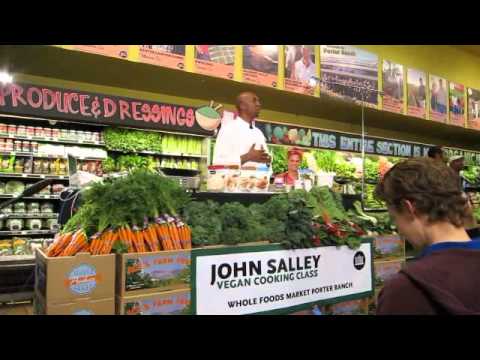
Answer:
213;92;271;167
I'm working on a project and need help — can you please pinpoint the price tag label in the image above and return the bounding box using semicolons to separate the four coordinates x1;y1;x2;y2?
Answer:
22;174;28;178
40;175;46;179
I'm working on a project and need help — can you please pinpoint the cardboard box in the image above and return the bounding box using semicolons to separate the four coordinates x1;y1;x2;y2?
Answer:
117;250;190;297
373;235;405;261
321;298;369;315
34;293;115;315
117;289;191;315
35;249;115;305
374;260;405;289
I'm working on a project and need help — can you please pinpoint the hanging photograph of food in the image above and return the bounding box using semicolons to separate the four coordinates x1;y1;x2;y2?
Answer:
320;45;379;108
382;60;404;114
468;88;480;130
194;45;235;80
71;45;129;59
428;74;448;123
138;45;186;71
242;45;279;88
284;45;317;96
449;82;466;127
406;68;427;119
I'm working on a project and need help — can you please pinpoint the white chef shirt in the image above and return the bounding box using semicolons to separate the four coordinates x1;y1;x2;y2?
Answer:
294;59;316;83
213;116;270;167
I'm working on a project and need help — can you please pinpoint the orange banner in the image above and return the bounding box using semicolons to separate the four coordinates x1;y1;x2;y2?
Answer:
138;45;186;71
194;45;235;80
71;45;129;59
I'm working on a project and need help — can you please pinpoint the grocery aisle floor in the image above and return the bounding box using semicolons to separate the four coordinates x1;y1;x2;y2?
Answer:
0;302;33;315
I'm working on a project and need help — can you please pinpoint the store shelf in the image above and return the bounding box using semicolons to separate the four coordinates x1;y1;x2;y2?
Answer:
0;173;68;180
0;230;57;236
108;148;206;158
1;133;104;147
0;255;35;263
0;151;67;159
0;213;58;219
0;194;61;200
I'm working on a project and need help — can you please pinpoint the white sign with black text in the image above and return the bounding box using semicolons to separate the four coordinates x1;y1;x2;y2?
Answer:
194;243;372;315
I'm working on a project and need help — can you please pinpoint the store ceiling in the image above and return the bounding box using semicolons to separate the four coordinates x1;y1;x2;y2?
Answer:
454;45;480;57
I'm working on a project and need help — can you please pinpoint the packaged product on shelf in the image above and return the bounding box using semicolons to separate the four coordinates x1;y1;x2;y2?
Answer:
27;202;40;213
6;181;25;195
0;240;12;256
39;185;52;195
60;129;69;140
68;129;76;140
0;123;7;134
52;128;60;139
51;184;65;194
207;165;227;191
0;138;5;151
43;127;53;138
14;140;22;152
59;159;67;175
6;219;24;231
14;202;26;213
7;124;16;136
26;219;42;231
42;159;51;175
255;165;270;192
43;218;59;231
22;141;31;153
26;126;35;137
31;142;39;153
14;158;24;173
13;238;28;255
23;158;33;174
5;139;13;152
17;125;27;137
41;202;54;214
34;127;44;138
33;159;42;174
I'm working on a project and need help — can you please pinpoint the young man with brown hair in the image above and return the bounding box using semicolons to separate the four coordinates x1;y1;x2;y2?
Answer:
374;157;480;315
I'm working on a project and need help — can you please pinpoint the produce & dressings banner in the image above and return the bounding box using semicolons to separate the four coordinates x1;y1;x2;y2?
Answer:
407;68;427;119
192;242;373;315
468;88;480;130
70;45;129;59
242;45;279;88
320;45;379;108
449;82;465;127
382;60;404;114
429;74;448;122
284;45;316;96
138;45;186;71
0;82;222;136
194;45;235;80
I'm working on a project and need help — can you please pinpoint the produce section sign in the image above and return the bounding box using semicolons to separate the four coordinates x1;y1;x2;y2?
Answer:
449;82;465;127
138;45;186;71
429;74;448;123
191;241;373;315
0;82;220;136
382;60;404;114
320;45;379;108
467;88;480;130
406;68;427;119
70;45;129;59
443;148;480;166
194;45;235;80
256;120;432;158
242;45;279;88
284;45;316;96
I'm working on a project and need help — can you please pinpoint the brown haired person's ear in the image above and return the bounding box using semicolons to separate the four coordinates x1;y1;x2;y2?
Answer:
403;199;417;218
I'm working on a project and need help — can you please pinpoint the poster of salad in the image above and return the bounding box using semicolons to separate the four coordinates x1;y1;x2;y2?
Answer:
320;45;379;108
429;74;448;123
138;45;186;71
242;45;279;88
71;45;129;59
468;88;480;130
449;82;466;127
284;45;316;95
382;60;404;114
407;68;427;119
194;45;235;80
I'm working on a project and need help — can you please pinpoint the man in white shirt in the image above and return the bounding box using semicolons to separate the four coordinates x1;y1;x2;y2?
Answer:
293;46;316;84
213;92;271;167
436;78;447;114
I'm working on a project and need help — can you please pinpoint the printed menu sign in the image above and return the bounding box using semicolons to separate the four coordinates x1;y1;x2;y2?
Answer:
468;88;480;130
449;82;465;127
138;45;186;71
429;74;448;123
71;45;129;59
284;45;316;96
382;60;404;114
194;45;235;80
407;68;427;119
242;45;279;88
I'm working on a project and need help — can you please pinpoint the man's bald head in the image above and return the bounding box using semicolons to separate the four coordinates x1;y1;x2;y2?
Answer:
236;91;261;121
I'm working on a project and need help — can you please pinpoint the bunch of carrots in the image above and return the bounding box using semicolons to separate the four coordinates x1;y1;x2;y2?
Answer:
46;217;192;257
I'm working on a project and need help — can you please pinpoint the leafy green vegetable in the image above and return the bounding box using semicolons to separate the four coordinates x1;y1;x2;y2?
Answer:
364;158;379;182
269;146;288;174
103;128;163;153
314;150;337;172
462;166;480;184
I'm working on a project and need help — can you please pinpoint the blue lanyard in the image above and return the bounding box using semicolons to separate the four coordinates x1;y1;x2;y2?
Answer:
420;238;480;258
